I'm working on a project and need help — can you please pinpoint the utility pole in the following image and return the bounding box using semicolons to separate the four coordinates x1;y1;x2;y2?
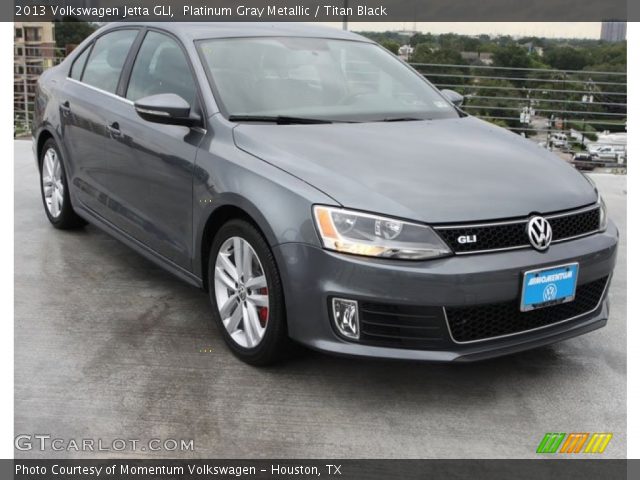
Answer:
342;0;348;30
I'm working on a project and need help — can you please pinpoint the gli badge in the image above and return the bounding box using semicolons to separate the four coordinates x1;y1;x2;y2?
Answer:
457;234;477;244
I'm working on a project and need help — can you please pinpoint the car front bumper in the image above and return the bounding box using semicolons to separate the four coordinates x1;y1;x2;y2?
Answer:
273;221;618;362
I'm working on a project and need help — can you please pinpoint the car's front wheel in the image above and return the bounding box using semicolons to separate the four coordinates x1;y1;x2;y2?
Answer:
39;139;86;229
208;219;290;365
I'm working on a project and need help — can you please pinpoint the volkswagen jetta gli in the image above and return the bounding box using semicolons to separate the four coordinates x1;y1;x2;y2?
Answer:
33;23;618;365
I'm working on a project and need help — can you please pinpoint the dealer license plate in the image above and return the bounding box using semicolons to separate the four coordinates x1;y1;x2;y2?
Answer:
520;263;579;312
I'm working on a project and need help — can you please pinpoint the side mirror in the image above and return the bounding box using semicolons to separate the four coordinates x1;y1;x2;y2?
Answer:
441;89;464;107
134;93;200;127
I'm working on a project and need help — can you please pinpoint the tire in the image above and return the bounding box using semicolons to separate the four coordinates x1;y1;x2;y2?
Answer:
39;139;86;229
208;219;291;365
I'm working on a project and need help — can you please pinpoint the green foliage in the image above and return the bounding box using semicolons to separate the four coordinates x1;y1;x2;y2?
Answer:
589;42;626;66
492;44;532;70
411;46;463;65
411;46;466;86
409;33;435;48
567;122;598;141
464;79;523;129
380;40;400;55
545;46;590;71
353;29;626;137
54;18;97;49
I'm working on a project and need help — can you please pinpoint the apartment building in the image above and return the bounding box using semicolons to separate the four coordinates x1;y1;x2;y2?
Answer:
14;23;57;127
600;22;626;42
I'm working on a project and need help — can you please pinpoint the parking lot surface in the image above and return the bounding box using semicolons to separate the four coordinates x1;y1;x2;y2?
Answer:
14;139;626;458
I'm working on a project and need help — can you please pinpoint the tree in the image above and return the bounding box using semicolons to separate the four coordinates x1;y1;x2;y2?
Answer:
460;36;481;53
492;44;532;70
54;18;97;50
464;79;523;130
380;40;400;55
438;33;464;52
411;45;466;86
409;32;434;47
545;46;589;71
411;45;463;65
588;42;626;67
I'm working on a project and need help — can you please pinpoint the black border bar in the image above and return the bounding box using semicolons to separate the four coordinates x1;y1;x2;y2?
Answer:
11;1;631;22
4;459;636;480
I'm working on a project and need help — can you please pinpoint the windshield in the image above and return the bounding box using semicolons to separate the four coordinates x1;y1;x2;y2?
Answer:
197;37;459;122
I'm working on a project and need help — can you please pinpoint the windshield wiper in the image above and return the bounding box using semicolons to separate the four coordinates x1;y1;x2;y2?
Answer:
379;117;427;122
228;115;336;125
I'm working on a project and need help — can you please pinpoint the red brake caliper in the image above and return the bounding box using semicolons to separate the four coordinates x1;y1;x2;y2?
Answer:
258;287;268;327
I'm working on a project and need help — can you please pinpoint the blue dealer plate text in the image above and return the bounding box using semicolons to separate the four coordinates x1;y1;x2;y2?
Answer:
521;263;579;312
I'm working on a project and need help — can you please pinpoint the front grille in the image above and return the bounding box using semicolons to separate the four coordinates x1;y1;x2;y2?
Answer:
358;302;449;349
445;276;608;343
547;207;600;240
435;206;600;254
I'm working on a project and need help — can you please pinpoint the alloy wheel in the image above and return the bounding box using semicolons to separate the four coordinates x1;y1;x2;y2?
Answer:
42;147;64;218
214;236;270;348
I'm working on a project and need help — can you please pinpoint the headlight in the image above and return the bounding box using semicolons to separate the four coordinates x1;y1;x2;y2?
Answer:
582;174;607;232
598;193;607;231
313;206;452;260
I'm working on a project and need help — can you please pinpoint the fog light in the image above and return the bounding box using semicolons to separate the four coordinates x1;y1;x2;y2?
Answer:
332;298;359;339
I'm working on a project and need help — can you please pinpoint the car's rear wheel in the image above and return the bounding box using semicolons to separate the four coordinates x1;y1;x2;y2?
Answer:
39;139;86;229
208;219;290;365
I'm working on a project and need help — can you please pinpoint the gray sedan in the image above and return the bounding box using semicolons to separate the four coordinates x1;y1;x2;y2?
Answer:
32;23;618;364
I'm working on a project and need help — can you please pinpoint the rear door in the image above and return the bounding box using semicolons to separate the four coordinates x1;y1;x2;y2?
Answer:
97;29;205;270
60;28;141;218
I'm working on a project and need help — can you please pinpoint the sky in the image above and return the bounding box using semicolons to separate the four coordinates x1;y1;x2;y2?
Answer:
320;22;602;39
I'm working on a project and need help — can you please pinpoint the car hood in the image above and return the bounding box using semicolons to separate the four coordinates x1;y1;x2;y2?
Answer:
233;116;597;223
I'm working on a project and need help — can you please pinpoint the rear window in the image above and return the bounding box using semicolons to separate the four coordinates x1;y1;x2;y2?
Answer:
69;45;91;81
81;29;138;94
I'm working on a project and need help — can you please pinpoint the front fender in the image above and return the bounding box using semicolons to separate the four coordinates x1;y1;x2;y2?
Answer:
192;124;337;280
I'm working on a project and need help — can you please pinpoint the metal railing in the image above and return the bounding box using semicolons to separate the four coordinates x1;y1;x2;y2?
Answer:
13;53;627;167
412;62;627;164
14;45;65;135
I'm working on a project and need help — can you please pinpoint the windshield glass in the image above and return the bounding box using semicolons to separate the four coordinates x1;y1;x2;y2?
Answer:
197;37;459;122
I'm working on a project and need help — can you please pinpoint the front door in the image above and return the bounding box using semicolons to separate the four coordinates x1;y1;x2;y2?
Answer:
98;30;204;270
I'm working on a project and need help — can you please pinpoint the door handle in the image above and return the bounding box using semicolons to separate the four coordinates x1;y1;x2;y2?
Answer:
106;122;121;137
60;101;71;115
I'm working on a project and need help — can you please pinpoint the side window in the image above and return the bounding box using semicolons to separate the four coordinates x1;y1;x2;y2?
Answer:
126;31;197;107
81;30;138;94
69;45;91;80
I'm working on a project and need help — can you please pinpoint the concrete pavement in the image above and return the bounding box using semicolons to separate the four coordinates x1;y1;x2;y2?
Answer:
14;140;627;458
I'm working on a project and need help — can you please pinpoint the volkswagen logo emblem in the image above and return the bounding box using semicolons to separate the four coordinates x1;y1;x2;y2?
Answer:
527;216;552;251
543;283;558;301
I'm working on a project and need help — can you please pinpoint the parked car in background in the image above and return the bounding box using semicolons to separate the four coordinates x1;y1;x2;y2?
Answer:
593;147;618;160
32;23;618;365
570;152;601;171
550;132;568;148
572;152;593;162
591;145;626;161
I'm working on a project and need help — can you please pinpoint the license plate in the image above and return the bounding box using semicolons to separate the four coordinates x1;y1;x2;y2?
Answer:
520;263;579;312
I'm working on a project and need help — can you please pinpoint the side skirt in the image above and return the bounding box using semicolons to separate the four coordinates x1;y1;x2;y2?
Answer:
74;204;204;289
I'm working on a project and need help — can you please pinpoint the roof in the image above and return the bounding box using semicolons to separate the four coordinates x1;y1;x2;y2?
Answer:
100;22;371;43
